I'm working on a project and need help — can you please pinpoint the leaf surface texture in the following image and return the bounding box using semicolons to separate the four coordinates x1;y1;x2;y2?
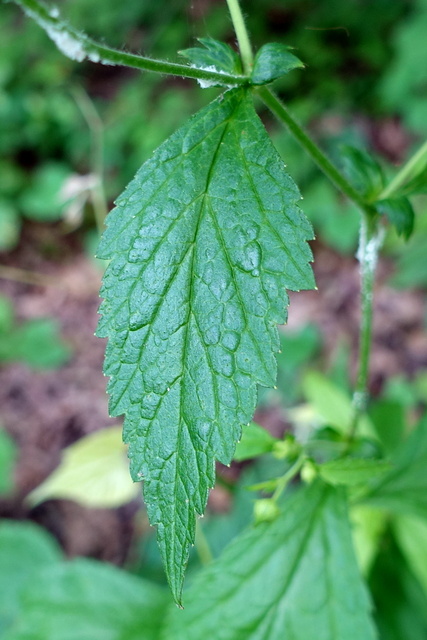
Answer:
97;88;314;601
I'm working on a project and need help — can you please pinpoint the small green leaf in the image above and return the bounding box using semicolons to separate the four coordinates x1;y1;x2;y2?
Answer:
251;43;304;85
4;559;169;640
302;371;376;439
28;426;140;509
341;146;385;200
98;88;314;603
164;482;376;639
375;197;415;239
363;414;427;518
319;457;391;487
234;421;277;461
179;37;242;76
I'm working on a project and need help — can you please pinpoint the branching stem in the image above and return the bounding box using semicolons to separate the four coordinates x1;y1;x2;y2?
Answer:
11;0;248;87
272;454;306;502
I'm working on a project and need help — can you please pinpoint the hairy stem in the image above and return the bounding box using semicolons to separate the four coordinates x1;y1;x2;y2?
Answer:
226;0;254;74
379;138;427;199
348;216;384;439
12;0;248;86
256;87;375;218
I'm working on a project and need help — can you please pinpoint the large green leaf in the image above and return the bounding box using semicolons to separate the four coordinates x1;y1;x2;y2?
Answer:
4;559;169;640
362;414;427;518
97;88;314;602
163;482;376;639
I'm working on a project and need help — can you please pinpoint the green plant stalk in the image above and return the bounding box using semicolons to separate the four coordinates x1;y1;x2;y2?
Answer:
379;138;427;199
226;0;254;74
256;87;375;218
272;454;306;502
72;87;108;234
349;215;384;439
11;0;249;87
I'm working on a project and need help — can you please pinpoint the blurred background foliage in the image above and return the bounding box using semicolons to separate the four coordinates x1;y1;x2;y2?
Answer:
1;0;426;270
0;0;427;638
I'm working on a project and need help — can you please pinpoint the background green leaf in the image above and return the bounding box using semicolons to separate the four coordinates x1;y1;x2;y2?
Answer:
370;534;427;640
234;421;277;461
319;457;391;486
27;426;139;508
362;414;427;518
0;522;62;635
4;559;169;640
164;482;376;640
393;515;427;596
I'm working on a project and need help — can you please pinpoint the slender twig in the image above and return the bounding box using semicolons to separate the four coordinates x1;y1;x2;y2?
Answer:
379;138;427;199
0;265;61;287
256;86;375;218
72;86;108;234
11;0;249;87
226;0;254;74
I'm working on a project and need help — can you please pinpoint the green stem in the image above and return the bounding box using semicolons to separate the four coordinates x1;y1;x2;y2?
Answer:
379;138;427;199
226;0;254;74
348;215;384;439
72;86;108;234
256;87;375;218
272;454;306;502
12;0;248;87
